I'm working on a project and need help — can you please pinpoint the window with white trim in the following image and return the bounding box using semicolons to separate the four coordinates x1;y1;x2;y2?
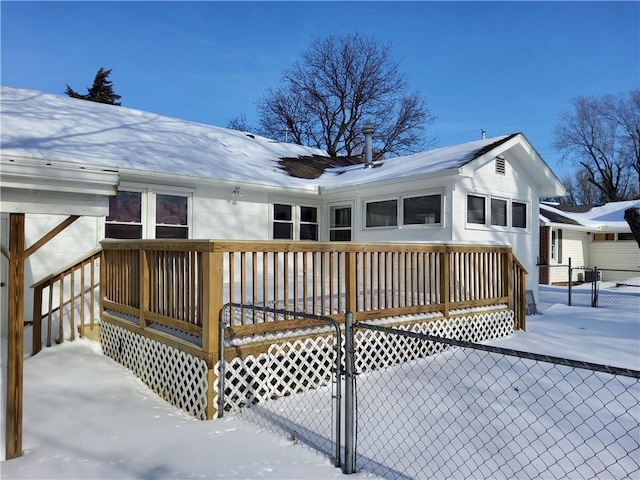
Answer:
272;202;319;240
467;195;486;225
512;202;527;229
403;194;442;225
329;205;352;241
105;190;190;239
490;198;507;226
273;204;294;239
156;194;188;239
466;194;528;230
106;191;143;239
366;199;398;228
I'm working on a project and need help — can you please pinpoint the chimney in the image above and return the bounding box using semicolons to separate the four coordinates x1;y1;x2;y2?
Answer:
362;124;375;168
481;129;486;140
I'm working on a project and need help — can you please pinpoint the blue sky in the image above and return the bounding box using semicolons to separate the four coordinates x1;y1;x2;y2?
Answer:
1;1;638;178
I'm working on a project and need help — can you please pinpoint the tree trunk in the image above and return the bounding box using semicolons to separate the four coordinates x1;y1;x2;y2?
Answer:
624;207;640;247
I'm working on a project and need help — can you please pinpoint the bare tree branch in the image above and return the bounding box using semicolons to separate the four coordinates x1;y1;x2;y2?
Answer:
256;33;435;157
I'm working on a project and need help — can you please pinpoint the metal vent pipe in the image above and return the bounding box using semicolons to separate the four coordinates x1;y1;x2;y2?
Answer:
362;124;374;168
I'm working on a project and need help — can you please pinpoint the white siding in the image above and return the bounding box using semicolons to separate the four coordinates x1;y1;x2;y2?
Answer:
589;240;640;272
547;229;589;284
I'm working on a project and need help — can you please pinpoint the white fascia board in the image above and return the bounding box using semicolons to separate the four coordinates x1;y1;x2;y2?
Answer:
1;187;111;215
318;168;462;196
1;158;118;196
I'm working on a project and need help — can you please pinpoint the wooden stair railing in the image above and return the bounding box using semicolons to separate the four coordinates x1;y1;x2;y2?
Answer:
30;247;102;355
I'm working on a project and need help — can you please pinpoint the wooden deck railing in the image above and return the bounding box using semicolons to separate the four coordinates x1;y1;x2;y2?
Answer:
30;248;102;355
100;240;528;355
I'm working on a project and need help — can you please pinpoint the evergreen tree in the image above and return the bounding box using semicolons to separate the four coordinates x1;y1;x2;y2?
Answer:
65;67;122;105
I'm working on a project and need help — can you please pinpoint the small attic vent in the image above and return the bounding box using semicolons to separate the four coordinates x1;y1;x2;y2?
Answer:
495;156;506;175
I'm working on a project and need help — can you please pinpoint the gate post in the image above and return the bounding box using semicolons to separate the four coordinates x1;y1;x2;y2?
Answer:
568;257;572;306
592;266;599;307
343;311;355;474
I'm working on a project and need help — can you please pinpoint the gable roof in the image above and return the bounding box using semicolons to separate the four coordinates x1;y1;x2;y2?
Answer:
540;201;640;231
1;86;564;196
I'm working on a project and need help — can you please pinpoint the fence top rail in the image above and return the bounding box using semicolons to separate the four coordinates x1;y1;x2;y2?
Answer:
31;247;102;289
101;239;514;255
357;322;640;379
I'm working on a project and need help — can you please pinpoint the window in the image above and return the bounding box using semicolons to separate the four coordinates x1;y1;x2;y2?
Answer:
617;232;635;241
105;191;143;239
366;199;397;227
467;195;486;224
403;194;441;225
593;233;616;242
156;194;188;239
273;204;293;239
552;229;563;263
490;198;507;226
330;206;352;241
106;190;190;240
300;206;318;240
512;202;527;229
272;203;318;240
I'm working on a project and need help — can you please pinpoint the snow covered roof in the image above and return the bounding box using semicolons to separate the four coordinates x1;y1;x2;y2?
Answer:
540;201;640;231
1;86;557;193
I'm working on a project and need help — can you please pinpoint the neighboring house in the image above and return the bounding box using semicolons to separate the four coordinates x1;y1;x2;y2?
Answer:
539;201;640;284
1;86;565;325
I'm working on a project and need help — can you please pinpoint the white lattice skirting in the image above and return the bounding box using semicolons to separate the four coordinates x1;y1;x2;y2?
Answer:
215;335;337;415
355;310;514;373
101;321;209;419
100;310;513;419
217;310;514;413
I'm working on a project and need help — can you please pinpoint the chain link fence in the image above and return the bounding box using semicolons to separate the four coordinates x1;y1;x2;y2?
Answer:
538;264;640;308
595;268;640;308
349;323;640;480
217;305;639;479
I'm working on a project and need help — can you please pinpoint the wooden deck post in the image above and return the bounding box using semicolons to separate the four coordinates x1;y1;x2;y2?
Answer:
31;284;43;355
201;247;223;419
345;251;358;317
6;213;25;460
139;249;149;329
440;249;450;318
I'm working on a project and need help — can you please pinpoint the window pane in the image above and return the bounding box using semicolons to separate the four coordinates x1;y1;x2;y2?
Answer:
105;223;142;239
467;195;486;224
403;195;441;225
107;191;141;222
273;222;293;239
300;223;318;240
330;230;352;241
156;194;187;225
618;233;634;241
331;207;352;228
512;202;526;228
491;199;507;226
300;206;317;223
274;204;292;221
156;226;188;239
366;200;397;227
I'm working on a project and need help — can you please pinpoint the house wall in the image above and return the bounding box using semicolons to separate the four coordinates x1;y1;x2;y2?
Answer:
589;239;640;275
451;155;540;292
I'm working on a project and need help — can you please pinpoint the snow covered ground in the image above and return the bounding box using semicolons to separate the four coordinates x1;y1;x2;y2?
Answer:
1;286;639;479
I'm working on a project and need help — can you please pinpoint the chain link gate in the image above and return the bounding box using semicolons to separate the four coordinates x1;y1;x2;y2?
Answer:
217;303;343;468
